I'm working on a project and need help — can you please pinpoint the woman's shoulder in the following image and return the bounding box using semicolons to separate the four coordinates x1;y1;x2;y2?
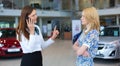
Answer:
87;29;99;37
34;24;40;29
34;24;41;31
89;29;99;34
34;24;39;28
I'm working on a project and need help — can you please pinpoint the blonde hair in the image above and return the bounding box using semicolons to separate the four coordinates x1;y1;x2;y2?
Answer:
82;7;100;34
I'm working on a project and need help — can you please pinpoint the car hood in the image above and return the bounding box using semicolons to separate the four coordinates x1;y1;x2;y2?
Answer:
0;38;19;45
99;36;120;43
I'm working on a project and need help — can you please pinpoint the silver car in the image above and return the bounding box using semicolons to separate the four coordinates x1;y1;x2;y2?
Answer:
96;25;120;59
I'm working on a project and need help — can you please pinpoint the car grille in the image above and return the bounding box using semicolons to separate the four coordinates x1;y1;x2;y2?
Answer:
98;44;104;50
96;54;104;57
5;49;22;54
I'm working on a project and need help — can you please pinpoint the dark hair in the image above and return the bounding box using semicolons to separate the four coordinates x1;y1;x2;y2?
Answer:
16;5;36;41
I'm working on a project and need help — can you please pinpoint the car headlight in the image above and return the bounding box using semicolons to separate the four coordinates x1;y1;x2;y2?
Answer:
0;44;4;47
105;44;116;49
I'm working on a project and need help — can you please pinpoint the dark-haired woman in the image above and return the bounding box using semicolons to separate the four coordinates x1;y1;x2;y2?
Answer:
16;5;59;66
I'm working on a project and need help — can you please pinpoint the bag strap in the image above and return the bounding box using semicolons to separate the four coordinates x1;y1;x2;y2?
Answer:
72;30;83;44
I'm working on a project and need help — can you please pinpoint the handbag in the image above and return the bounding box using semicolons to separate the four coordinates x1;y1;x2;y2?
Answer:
72;30;82;44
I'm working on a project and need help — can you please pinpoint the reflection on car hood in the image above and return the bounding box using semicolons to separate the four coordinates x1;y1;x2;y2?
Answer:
99;36;120;43
0;38;19;45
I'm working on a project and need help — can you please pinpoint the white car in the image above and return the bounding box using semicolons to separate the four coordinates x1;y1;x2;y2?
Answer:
96;25;120;59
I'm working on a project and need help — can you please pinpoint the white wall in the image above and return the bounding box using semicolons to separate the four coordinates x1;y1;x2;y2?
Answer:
0;9;71;17
29;0;41;5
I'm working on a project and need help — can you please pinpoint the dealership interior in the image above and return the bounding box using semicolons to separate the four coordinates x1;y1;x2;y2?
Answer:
0;0;120;66
0;0;120;38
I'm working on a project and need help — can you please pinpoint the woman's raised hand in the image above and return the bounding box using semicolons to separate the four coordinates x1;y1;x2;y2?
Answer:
26;18;35;35
51;26;59;40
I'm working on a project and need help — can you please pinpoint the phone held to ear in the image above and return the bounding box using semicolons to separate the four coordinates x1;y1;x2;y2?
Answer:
25;16;29;20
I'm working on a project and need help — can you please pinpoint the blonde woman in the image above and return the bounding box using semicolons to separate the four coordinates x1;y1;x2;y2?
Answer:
73;7;100;66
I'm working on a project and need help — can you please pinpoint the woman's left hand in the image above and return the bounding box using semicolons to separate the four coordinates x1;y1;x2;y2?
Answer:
83;51;90;57
26;18;35;35
51;26;59;40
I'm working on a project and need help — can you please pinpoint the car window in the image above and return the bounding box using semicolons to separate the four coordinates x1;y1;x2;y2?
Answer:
0;29;16;38
100;27;119;37
0;32;2;37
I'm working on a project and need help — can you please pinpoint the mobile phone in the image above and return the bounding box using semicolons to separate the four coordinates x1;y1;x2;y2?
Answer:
25;16;29;20
25;16;29;28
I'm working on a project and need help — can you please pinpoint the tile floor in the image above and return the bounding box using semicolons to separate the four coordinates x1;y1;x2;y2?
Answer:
42;39;76;66
0;39;120;66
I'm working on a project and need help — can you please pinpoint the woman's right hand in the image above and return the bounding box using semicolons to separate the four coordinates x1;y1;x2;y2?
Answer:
26;18;35;35
72;41;79;51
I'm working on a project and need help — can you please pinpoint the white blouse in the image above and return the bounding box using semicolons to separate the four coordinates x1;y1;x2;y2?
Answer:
18;25;54;53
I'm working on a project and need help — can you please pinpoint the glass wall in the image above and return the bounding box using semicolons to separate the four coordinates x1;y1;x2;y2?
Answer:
78;0;92;10
0;16;15;28
100;16;115;26
94;0;109;9
62;0;71;11
1;0;120;11
116;0;120;7
0;0;29;9
78;0;120;10
0;0;63;10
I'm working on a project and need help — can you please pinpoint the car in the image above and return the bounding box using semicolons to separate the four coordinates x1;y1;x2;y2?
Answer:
95;25;120;59
0;28;23;57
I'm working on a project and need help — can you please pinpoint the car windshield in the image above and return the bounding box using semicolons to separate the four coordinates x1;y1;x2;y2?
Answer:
0;29;16;38
100;26;119;37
